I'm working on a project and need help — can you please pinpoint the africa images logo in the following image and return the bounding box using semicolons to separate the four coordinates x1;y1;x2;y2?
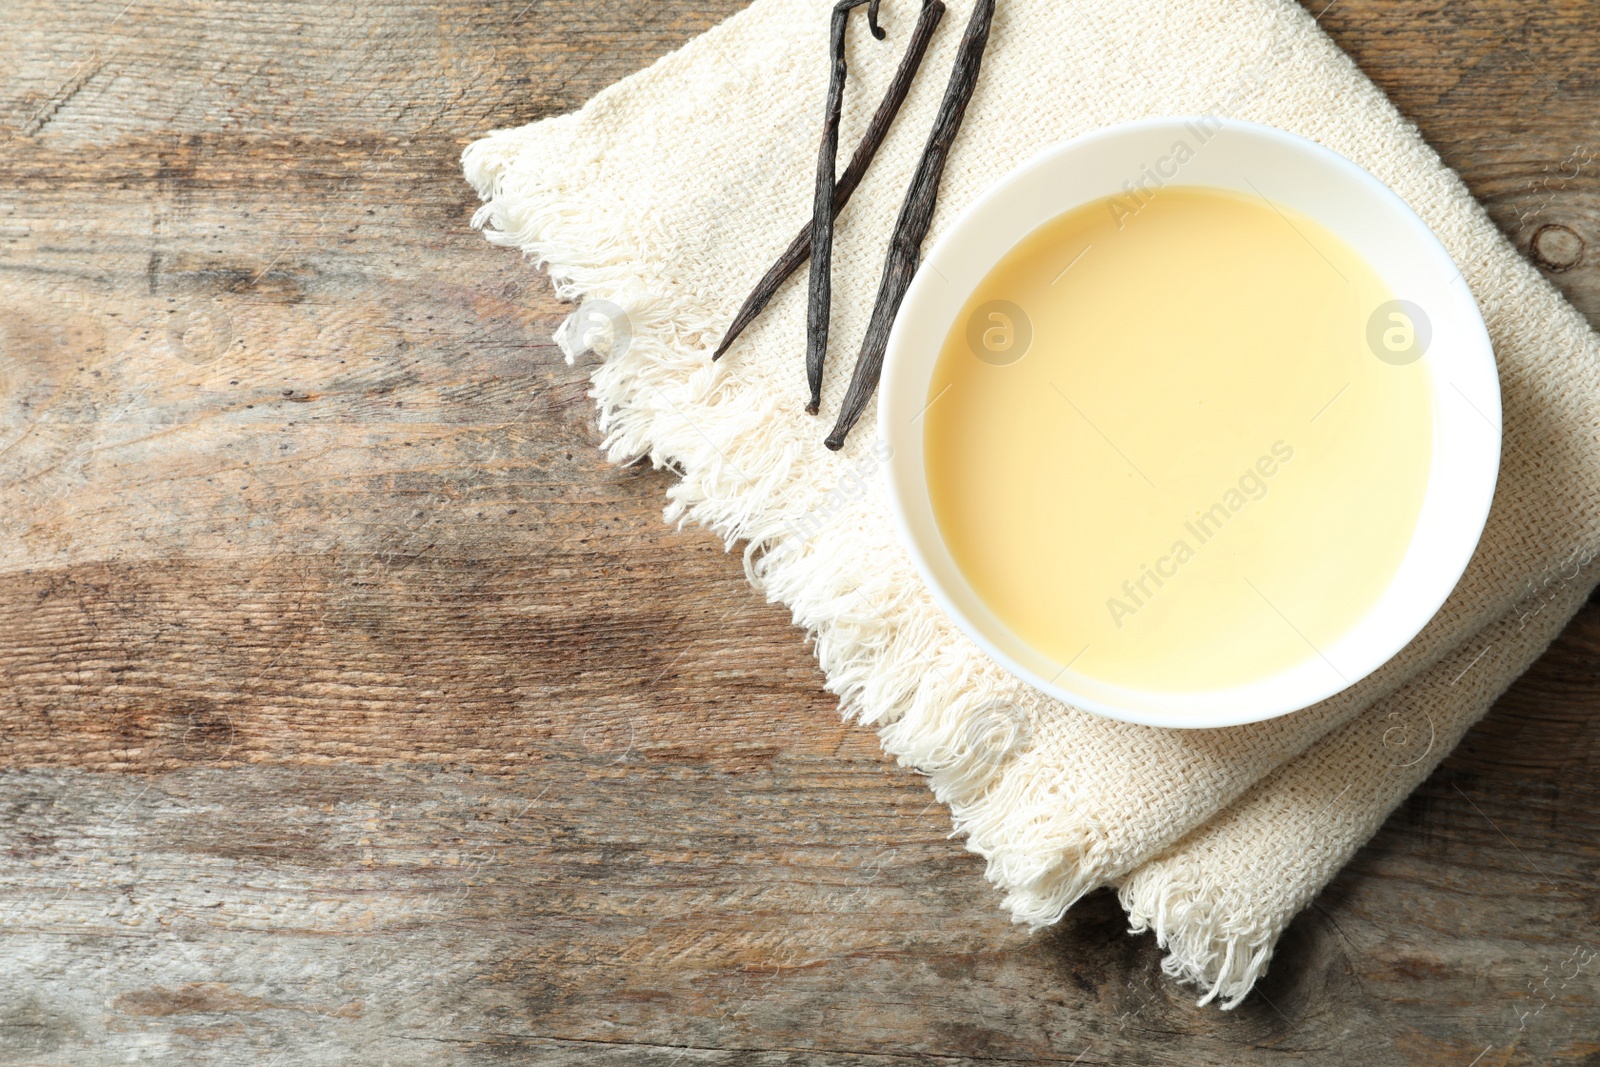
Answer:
1105;441;1295;629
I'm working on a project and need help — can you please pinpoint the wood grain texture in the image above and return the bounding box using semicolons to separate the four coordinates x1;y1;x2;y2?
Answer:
0;1;1596;1064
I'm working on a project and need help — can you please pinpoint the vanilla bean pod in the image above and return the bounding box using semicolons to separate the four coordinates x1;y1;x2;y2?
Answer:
711;0;946;364
805;0;885;415
825;0;997;451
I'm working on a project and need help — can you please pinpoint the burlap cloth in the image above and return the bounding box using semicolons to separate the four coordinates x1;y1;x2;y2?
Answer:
462;0;1600;1005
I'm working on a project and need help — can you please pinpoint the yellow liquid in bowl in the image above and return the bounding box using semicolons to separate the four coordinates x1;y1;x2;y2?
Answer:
923;186;1433;694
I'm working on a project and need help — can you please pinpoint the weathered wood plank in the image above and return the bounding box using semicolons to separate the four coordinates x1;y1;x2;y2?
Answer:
0;1;1595;1065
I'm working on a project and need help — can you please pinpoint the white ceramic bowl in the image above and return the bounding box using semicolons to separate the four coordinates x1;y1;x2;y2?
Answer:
880;117;1500;729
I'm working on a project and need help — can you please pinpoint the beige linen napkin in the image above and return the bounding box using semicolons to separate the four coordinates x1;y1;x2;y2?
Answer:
462;0;1600;1005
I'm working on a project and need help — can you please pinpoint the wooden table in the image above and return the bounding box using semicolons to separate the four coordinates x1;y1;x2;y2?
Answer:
2;2;1596;1063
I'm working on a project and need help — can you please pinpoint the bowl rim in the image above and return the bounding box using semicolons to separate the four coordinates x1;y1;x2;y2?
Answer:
877;115;1501;730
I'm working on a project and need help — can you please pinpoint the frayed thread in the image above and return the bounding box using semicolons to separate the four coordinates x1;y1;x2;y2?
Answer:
463;127;1118;937
1118;870;1277;1009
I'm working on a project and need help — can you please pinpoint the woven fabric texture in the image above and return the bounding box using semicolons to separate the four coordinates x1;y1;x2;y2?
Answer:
462;0;1600;1005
